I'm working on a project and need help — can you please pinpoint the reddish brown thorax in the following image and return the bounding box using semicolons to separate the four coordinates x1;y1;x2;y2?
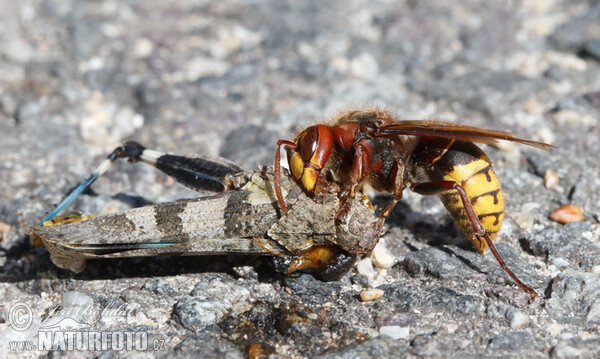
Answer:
331;123;360;152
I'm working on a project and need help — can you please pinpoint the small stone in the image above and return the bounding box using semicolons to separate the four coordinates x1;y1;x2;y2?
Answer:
586;301;600;323
350;274;369;288
544;169;559;189
142;278;175;296
217;25;262;56
0;222;10;241
536;127;556;145
81;91;144;153
550;338;600;359
489;331;533;350
173;296;231;330
0;95;18;117
550;204;584;224
330;56;350;73
62;291;94;307
514;212;535;230
523;98;543;115
485;287;531;308
515;202;540;230
507;308;530;329
356;257;377;282
371;240;395;269
379;326;410;340
185;57;230;81
5;38;34;62
350;52;379;80
551;256;570;269
376;312;414;328
446;323;458;333
231;265;256;278
546;322;564;335
558;333;575;341
191;278;250;304
133;38;154;58
551;109;582;126
546;51;588;72
360;288;384;302
488;303;530;329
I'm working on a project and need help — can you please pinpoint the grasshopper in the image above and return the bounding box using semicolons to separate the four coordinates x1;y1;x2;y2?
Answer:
31;141;379;278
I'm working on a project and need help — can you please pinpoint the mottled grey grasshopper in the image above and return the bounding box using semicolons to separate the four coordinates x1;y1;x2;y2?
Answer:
31;141;378;278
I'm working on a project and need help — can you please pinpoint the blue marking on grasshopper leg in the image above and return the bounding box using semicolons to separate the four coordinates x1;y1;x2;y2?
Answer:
40;174;99;224
172;167;222;185
40;149;122;224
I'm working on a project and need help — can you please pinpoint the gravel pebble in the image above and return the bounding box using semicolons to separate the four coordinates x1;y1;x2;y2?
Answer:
62;291;94;307
489;331;533;351
507;308;530;329
356;257;377;282
550;338;600;359
544;168;559;189
191;276;250;304
379;326;410;340
550;204;584;224
371;240;395;269
142;278;176;296
360;288;384;302
173;296;231;330
0;222;10;241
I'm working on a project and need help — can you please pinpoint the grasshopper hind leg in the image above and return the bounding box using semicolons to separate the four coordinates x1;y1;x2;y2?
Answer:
41;141;243;224
116;141;243;192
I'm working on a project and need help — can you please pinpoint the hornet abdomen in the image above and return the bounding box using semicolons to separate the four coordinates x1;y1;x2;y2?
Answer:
412;138;504;254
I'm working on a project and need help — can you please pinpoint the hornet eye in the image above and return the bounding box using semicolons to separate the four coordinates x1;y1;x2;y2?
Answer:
299;126;319;162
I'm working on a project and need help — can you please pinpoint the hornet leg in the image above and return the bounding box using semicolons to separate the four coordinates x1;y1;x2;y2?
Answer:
274;139;297;214
335;140;371;224
366;158;406;252
410;180;537;299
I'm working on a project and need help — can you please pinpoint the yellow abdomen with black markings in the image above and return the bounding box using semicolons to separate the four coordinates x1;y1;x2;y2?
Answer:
414;139;504;254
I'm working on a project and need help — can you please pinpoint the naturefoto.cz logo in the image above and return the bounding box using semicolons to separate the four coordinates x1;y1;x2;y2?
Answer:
7;302;165;352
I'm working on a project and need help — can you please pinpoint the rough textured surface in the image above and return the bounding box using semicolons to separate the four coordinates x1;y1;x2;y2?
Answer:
1;0;599;358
